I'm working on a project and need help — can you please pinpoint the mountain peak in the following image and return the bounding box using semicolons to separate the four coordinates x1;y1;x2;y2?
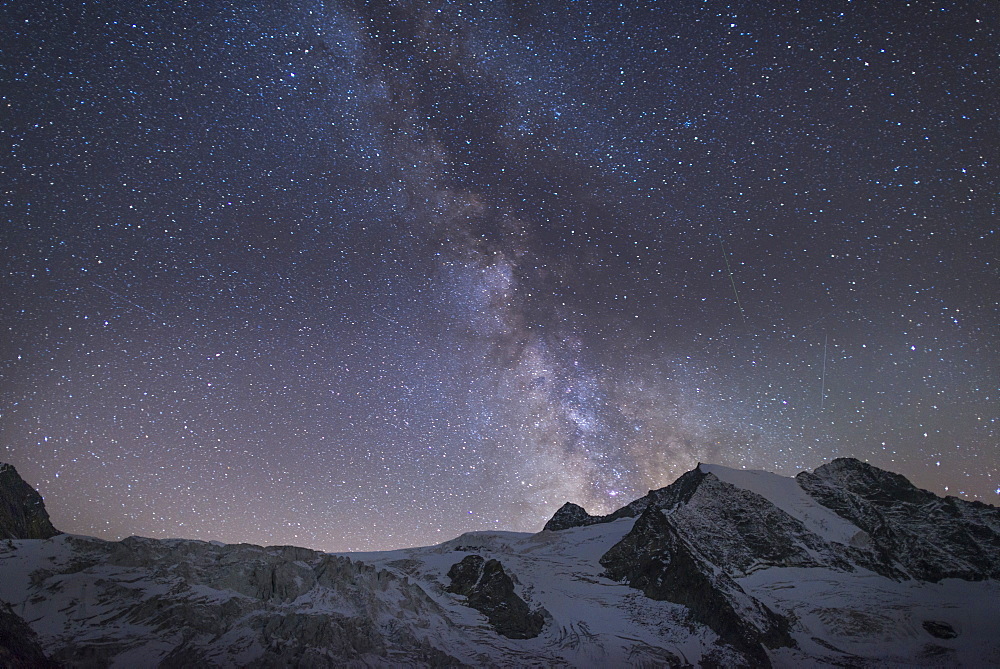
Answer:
0;463;60;540
542;502;594;531
699;463;865;545
796;458;1000;581
807;457;928;504
2;458;999;666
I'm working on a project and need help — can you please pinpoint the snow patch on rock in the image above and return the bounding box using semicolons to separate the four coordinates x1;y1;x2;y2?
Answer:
700;463;865;545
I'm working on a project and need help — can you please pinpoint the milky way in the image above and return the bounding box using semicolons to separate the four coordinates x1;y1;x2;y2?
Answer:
3;1;997;551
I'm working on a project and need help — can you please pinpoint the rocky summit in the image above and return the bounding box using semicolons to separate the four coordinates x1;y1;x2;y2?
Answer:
1;459;998;667
0;464;60;541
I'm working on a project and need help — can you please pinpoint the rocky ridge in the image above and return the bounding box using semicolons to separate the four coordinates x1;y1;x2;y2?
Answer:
548;458;1000;665
795;458;1000;581
1;459;998;667
445;554;546;639
0;464;60;541
3;532;465;667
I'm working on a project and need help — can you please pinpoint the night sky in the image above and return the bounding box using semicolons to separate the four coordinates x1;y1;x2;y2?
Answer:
3;0;997;552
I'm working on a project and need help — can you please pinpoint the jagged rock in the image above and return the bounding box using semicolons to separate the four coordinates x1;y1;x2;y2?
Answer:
542;502;596;531
446;555;545;639
797;457;1000;581
664;470;871;576
597;459;1000;664
541;493;655;533
0;463;60;540
922;620;958;639
601;493;794;667
0;601;59;668
543;466;712;533
2;460;998;667
2;533;464;667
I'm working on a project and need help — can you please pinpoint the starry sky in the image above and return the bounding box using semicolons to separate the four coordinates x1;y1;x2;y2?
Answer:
3;0;997;552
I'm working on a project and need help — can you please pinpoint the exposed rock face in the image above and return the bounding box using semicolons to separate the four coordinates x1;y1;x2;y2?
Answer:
446;555;545;639
2;533;464;667
3;458;998;667
922;620;958;640
0;464;60;540
600;469;795;667
543;466;709;533
0;602;59;668
547;459;1000;666
797;457;1000;581
542;502;595;531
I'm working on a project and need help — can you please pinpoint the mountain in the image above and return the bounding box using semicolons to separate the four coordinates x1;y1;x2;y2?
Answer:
1;459;998;667
0;464;60;541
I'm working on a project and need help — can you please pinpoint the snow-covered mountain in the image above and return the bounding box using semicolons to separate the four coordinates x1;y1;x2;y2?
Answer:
1;459;998;667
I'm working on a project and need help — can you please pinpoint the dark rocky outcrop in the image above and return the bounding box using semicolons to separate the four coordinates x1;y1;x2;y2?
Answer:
797;457;1000;581
0;602;59;668
542;502;596;531
649;469;860;576
0;464;60;540
922;620;958;640
543;467;709;532
568;458;999;665
447;554;545;639
600;485;794;667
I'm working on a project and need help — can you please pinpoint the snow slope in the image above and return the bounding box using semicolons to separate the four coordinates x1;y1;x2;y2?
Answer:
351;520;731;666
700;463;865;545
742;567;1000;667
2;459;998;667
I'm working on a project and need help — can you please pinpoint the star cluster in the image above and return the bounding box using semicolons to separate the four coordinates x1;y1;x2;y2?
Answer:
3;0;997;551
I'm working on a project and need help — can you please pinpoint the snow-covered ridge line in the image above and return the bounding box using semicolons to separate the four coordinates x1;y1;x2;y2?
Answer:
699;463;865;545
1;458;998;667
